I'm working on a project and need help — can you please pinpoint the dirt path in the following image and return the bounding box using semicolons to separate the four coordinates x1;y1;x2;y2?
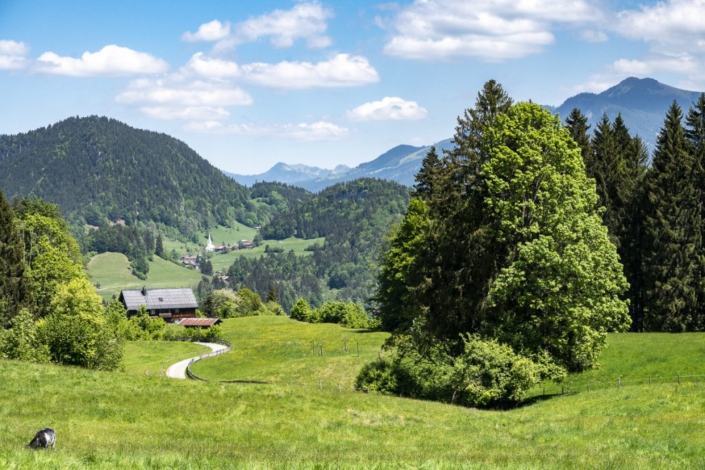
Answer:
165;342;230;379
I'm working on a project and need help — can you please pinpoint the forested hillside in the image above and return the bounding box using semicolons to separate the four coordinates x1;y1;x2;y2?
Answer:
0;116;250;238
211;178;411;310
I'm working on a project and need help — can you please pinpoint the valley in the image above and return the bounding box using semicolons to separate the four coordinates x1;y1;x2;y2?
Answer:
0;317;703;468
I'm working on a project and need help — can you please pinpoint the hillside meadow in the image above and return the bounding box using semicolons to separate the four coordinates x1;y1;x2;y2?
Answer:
85;253;202;300
1;317;704;468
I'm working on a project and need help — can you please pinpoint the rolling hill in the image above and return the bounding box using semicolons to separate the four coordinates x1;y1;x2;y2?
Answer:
0;116;251;236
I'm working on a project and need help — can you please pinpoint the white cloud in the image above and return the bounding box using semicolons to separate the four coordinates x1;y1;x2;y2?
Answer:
346;97;427;121
616;0;705;46
182;20;231;42
241;54;379;89
116;78;252;106
283;121;349;141
36;45;169;76
383;0;601;61
233;1;331;49
612;54;696;76
186;52;240;79
0;39;29;70
185;2;332;52
579;30;608;43
140;106;231;121
185;120;349;141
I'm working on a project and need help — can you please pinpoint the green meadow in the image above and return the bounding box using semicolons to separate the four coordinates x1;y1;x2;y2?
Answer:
86;253;202;299
122;341;209;377
1;317;704;468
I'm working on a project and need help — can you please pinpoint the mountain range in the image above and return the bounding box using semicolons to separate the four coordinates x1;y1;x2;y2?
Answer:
229;77;704;191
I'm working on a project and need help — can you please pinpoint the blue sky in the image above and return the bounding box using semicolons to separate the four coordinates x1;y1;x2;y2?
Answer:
1;0;704;174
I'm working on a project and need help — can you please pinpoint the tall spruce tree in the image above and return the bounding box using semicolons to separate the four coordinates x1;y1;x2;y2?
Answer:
685;94;705;330
642;101;700;331
0;188;28;325
414;146;441;200
565;108;592;169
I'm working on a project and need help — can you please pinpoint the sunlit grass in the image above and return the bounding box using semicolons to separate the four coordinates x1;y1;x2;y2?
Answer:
122;341;209;377
191;316;389;389
85;252;203;299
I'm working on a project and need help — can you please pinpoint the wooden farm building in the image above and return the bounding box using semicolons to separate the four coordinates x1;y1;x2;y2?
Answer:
119;287;198;323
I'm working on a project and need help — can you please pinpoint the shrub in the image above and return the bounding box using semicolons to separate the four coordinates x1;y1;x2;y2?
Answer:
290;298;312;321
203;289;241;319
356;335;564;407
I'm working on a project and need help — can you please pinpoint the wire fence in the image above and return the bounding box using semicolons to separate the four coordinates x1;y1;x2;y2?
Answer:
534;373;705;397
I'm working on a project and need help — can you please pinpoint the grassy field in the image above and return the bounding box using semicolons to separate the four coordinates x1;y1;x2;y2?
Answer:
208;236;324;273
190;316;389;388
86;253;202;299
533;332;705;395
122;341;209;377
2;319;705;468
161;222;259;256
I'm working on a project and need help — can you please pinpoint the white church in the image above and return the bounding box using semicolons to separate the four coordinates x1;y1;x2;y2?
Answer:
205;233;226;253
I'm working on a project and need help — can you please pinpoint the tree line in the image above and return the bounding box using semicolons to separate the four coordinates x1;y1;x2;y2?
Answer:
565;95;705;332
360;80;702;407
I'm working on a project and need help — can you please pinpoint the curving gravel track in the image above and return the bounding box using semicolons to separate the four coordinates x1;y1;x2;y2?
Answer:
165;342;229;379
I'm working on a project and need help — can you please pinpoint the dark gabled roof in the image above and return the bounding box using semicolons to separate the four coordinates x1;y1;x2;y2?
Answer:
120;288;198;311
177;318;222;327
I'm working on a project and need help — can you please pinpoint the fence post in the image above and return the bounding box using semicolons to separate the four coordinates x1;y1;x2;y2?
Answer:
618;375;621;389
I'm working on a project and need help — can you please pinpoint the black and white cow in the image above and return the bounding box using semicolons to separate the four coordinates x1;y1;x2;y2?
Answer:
26;428;56;450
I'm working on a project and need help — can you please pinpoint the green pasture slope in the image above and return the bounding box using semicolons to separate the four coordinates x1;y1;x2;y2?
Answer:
86;252;202;299
1;320;705;468
161;223;324;274
190;316;389;389
122;341;209;377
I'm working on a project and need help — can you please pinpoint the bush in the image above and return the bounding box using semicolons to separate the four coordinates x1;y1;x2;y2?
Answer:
265;301;286;316
203;289;241;319
37;278;123;371
290;298;312;321
356;335;564;407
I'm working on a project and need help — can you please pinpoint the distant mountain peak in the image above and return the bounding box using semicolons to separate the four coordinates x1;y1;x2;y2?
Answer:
553;76;704;151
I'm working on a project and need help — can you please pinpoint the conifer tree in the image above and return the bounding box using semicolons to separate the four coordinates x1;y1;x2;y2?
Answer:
414;146;441;200
685;94;705;329
0;188;28;325
155;233;165;258
642;101;699;331
565;108;592;168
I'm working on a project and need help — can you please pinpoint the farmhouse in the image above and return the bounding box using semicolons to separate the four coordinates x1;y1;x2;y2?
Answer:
177;318;222;328
119;287;199;322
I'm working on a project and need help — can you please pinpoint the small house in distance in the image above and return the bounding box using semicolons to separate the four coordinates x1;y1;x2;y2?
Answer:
177;318;222;328
119;287;199;322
